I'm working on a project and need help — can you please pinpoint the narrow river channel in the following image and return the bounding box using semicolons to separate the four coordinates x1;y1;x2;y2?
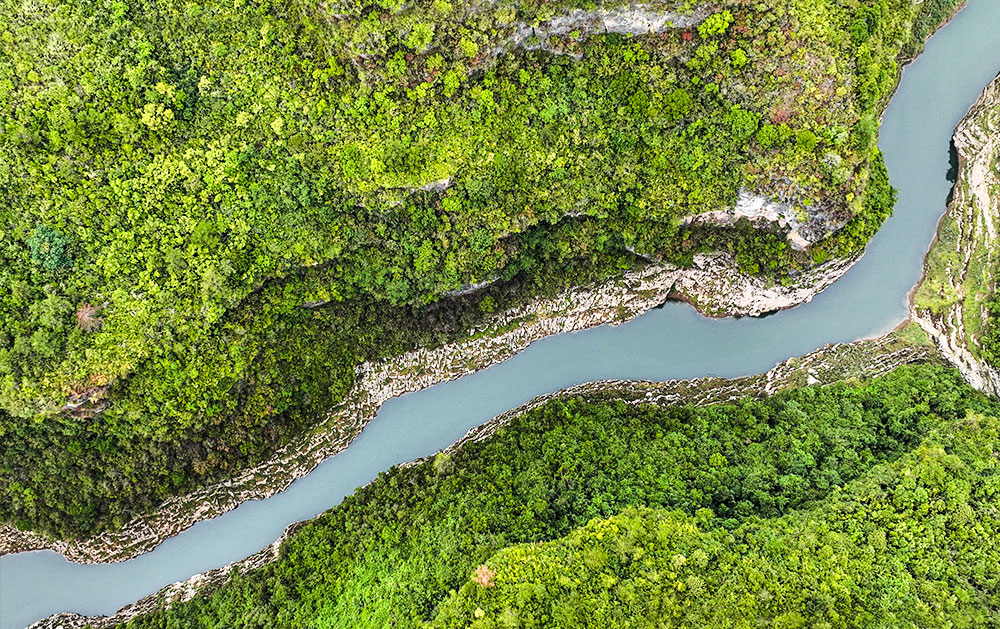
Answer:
2;3;999;627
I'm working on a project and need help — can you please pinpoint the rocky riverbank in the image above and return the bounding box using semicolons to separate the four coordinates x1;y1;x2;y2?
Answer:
434;325;938;459
32;519;309;629
912;74;1000;396
28;327;939;629
0;249;859;564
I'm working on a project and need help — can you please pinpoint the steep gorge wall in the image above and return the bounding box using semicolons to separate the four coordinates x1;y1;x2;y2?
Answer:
912;74;1000;396
0;250;854;563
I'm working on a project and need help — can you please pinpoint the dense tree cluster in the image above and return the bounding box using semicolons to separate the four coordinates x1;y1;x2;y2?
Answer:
108;364;999;628
435;414;1000;627
0;0;960;537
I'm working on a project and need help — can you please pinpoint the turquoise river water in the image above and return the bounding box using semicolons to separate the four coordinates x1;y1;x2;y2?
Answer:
2;2;999;627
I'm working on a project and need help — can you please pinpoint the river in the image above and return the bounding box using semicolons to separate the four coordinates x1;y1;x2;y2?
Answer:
2;2;999;627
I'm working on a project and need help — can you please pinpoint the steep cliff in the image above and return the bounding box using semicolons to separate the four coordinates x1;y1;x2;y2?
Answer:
913;74;1000;396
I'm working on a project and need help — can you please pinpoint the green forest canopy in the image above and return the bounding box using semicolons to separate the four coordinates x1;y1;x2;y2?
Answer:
111;363;1000;628
1;0;961;537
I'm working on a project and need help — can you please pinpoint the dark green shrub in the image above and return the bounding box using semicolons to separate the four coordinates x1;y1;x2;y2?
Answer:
26;226;71;271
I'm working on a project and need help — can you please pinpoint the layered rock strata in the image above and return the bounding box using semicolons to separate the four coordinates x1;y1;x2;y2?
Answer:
912;75;1000;396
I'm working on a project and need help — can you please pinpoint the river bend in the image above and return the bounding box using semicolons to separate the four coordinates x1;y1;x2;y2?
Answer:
2;3;999;627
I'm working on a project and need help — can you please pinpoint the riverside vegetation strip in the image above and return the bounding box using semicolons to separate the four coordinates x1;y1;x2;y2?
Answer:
0;0;961;543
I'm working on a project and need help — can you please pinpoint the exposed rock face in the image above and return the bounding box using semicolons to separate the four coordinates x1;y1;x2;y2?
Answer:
512;5;706;46
912;75;1000;397
682;190;813;251
0;250;860;564
29;331;937;629
30;520;309;629
466;5;709;64
671;252;859;316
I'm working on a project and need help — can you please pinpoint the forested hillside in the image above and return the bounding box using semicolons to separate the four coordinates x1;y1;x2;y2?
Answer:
433;413;1000;628
1;0;961;538
104;363;1000;628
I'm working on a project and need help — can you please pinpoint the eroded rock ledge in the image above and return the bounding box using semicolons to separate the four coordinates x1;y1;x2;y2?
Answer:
682;190;813;251
911;74;1000;396
30;330;937;629
0;251;859;564
511;5;707;50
